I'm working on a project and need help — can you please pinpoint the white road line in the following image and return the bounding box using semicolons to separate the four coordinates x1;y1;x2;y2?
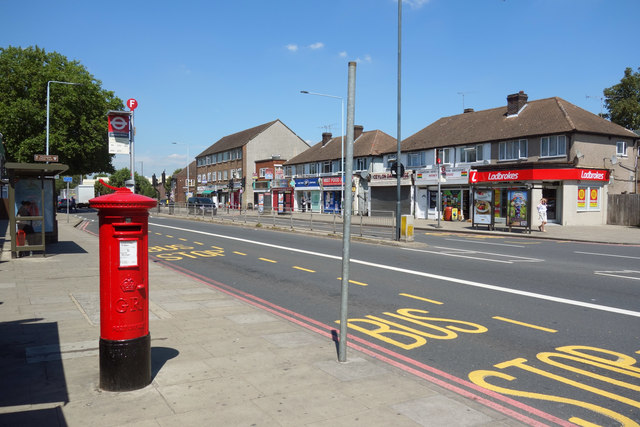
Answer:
575;251;640;260
150;222;640;318
445;238;525;248
405;246;542;264
594;270;640;281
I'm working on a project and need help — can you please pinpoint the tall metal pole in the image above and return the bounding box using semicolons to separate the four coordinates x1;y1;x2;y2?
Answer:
130;110;135;193
395;0;403;240
339;61;356;363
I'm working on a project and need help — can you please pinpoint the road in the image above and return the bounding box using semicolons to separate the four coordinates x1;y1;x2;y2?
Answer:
80;212;640;426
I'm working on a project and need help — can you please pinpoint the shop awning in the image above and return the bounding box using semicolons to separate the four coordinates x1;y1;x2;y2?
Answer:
202;190;213;195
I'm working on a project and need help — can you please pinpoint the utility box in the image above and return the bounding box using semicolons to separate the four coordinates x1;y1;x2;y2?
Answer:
90;185;157;391
401;215;414;242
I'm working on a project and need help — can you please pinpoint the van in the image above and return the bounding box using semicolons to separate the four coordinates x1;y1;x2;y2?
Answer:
187;197;216;215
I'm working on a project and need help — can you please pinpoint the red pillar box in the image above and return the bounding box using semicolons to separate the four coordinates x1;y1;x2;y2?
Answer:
90;183;157;391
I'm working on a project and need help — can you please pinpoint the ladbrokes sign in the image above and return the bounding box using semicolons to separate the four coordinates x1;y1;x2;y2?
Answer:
470;168;609;183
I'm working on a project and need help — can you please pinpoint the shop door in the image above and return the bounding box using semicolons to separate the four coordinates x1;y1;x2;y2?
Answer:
416;188;428;219
542;188;557;221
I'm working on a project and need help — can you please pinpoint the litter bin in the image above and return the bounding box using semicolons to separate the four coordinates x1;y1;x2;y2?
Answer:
444;206;453;221
451;208;458;221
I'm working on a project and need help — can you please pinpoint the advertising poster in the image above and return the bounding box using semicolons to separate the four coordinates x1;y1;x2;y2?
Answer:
494;188;502;217
577;187;587;209
473;190;492;225
258;193;264;213
589;188;599;208
507;190;528;227
14;178;54;233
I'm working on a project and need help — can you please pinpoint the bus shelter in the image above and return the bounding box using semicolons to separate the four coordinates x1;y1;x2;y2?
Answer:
6;162;68;258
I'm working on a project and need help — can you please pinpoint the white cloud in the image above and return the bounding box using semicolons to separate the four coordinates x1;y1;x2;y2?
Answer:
339;51;347;58
308;42;324;50
168;153;185;160
286;44;299;52
355;54;373;64
402;0;430;8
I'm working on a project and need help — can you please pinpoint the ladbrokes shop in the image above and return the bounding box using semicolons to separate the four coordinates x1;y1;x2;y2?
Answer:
469;166;611;230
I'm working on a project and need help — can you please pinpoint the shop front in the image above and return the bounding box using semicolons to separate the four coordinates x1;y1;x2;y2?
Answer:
252;179;271;211
272;179;293;213
321;177;343;214
470;167;611;228
293;178;321;212
414;166;470;220
369;171;412;216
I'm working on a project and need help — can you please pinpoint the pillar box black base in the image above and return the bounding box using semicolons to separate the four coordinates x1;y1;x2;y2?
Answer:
99;334;151;391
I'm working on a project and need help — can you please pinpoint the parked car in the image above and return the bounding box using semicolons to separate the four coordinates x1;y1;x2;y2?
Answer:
57;198;76;212
187;197;216;215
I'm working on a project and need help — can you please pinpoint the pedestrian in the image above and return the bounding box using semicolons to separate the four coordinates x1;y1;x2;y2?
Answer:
537;198;548;232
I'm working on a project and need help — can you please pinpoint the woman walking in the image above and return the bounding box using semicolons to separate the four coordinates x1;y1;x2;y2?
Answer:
537;198;548;232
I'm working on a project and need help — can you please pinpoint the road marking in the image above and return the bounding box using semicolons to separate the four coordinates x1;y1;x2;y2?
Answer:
211;245;224;250
404;246;542;264
150;222;640;318
492;316;557;333
594;270;640;281
293;266;315;273
338;277;368;286
166;235;173;238
576;251;640;260
445;238;525;248
233;251;247;256
259;257;277;263
399;293;443;305
178;238;187;241
194;241;204;245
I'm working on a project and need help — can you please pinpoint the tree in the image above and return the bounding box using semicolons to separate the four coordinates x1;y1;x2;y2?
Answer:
94;168;156;198
603;67;640;131
0;46;124;174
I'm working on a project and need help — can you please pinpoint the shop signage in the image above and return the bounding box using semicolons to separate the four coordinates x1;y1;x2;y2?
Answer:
469;168;610;183
322;177;343;186
294;177;320;188
415;166;469;185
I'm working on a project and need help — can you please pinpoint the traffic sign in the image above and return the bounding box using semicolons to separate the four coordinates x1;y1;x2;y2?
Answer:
63;176;73;183
127;98;138;110
34;154;58;162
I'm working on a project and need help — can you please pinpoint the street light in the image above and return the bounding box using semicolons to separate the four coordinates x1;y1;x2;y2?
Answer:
172;142;190;202
46;80;82;156
300;90;345;214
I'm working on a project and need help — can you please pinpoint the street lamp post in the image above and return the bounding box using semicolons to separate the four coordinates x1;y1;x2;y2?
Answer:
300;90;344;214
46;80;82;156
172;142;190;202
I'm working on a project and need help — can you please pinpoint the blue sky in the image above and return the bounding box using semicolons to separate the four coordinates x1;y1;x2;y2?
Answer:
3;0;638;177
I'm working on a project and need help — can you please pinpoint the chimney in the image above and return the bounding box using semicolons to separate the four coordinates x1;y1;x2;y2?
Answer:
507;91;528;115
354;125;364;140
463;108;474;114
321;132;332;146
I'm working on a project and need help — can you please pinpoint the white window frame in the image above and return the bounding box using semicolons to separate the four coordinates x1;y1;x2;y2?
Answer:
407;152;425;168
440;148;453;165
540;135;566;158
309;163;317;175
617;141;627;157
322;161;332;174
259;168;267;178
460;145;483;163
354;157;368;171
499;139;528;161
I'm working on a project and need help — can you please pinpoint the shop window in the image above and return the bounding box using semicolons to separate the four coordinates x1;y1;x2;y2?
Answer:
540;135;566;158
499;139;528;161
577;186;601;211
617;141;627;156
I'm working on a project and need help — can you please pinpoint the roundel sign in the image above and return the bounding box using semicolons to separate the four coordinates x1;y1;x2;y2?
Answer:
126;98;138;111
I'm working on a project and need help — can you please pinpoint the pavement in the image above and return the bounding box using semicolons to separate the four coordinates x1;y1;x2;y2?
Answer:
0;216;637;427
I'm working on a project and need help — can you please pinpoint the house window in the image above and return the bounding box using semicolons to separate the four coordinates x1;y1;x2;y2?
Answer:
355;157;368;171
222;151;229;162
439;148;453;164
499;139;528;161
540;135;566;158
223;170;228;180
617;141;627;156
577;186;601;212
259;168;267;178
207;172;211;182
322;161;332;174
309;163;317;175
218;171;222;181
460;145;483;163
407;152;425;168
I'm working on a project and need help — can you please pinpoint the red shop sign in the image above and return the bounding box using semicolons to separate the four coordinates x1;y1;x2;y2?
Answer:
322;177;343;186
470;168;610;184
